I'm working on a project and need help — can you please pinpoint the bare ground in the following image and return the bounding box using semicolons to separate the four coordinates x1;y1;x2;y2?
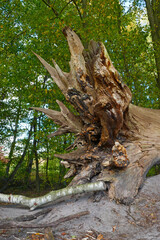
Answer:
0;174;160;240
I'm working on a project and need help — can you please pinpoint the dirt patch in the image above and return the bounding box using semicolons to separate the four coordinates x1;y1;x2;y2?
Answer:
0;175;160;240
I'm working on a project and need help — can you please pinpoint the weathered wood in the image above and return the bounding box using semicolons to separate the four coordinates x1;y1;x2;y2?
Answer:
33;52;68;95
0;181;106;210
0;211;90;229
15;208;52;222
29;27;160;203
30;100;83;137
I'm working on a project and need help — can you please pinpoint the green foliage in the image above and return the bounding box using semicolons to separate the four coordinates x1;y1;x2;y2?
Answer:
0;0;159;192
147;165;160;177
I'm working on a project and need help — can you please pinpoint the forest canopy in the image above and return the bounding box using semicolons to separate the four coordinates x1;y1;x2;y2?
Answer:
0;0;160;193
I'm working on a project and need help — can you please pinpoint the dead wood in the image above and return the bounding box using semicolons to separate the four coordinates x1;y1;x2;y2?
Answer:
0;181;106;210
0;210;90;229
15;207;52;222
29;27;160;204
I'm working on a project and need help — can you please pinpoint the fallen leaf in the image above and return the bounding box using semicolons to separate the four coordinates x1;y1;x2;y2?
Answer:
44;227;55;240
97;234;104;240
112;225;116;232
0;230;7;235
71;235;77;239
31;233;45;240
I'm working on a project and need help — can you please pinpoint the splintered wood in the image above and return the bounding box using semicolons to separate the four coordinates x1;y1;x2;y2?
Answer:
29;27;160;203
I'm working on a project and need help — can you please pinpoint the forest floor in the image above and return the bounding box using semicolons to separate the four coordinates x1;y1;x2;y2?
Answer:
0;175;160;240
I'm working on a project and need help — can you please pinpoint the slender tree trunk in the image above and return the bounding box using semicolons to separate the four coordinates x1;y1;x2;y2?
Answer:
45;140;49;184
116;0;122;34
145;0;160;88
82;0;87;29
33;115;40;192
25;147;34;185
6;101;21;176
58;135;67;186
35;149;40;192
0;121;33;192
116;1;132;90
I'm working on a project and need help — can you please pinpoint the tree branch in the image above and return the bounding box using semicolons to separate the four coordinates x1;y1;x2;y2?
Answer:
72;0;83;20
41;0;59;16
59;0;73;15
0;181;106;210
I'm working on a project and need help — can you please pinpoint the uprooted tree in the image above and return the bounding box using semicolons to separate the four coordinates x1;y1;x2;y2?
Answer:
0;27;160;210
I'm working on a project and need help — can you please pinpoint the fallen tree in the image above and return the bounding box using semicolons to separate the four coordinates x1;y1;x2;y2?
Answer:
0;181;106;210
0;27;160;209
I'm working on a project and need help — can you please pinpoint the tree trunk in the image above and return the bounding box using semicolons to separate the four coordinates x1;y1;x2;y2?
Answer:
45;140;49;184
29;27;160;204
145;0;160;88
33;115;40;192
6;101;21;176
25;147;34;184
0;121;33;192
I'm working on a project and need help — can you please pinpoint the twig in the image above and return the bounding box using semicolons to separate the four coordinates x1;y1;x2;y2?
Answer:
15;207;52;222
72;0;83;20
59;0;73;15
41;0;59;16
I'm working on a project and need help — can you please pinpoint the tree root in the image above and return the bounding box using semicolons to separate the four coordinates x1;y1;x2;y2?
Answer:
0;211;90;229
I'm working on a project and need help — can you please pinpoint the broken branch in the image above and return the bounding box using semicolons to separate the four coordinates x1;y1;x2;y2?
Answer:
0;181;106;210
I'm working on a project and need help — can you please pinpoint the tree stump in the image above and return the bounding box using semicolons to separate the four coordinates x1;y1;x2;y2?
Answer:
30;27;160;204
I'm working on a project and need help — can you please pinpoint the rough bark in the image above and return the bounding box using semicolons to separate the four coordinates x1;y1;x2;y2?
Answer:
29;27;160;204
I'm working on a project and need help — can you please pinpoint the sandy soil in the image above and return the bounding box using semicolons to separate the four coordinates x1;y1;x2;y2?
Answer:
0;174;160;240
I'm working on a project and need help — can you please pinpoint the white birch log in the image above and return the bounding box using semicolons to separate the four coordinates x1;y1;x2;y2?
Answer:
0;181;106;210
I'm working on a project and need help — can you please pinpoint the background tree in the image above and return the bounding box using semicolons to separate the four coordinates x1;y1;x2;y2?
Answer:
144;0;160;89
